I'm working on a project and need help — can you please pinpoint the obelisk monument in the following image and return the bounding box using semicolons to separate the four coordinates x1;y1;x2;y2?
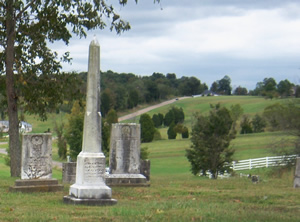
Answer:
64;37;117;205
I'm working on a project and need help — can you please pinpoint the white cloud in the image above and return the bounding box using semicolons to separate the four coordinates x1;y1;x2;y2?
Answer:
55;1;300;89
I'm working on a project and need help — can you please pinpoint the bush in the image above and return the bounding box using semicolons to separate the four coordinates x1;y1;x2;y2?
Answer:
182;127;189;138
252;114;266;133
167;122;177;139
240;115;253;134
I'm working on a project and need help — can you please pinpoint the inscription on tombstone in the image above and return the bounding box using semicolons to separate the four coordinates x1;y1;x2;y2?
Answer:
84;158;105;183
21;134;52;180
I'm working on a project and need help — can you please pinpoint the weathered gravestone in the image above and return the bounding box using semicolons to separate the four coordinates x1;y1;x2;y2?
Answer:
63;38;117;206
10;133;63;192
294;157;300;188
105;123;148;186
62;162;77;184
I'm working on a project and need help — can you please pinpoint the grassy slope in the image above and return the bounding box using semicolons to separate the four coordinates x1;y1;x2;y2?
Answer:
0;96;299;221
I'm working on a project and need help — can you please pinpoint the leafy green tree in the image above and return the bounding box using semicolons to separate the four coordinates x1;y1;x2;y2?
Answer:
240;115;253;134
54;120;67;160
252;114;266;133
217;75;232;95
210;81;218;93
128;88;139;108
277;79;293;97
186;104;235;179
65;101;84;160
233;86;248;95
167;122;177;139
139;114;155;143
101;89;114;117
1;0;159;176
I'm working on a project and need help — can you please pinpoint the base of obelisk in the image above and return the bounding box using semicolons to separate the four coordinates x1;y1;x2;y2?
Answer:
63;152;117;206
105;174;149;187
63;195;117;206
64;184;117;206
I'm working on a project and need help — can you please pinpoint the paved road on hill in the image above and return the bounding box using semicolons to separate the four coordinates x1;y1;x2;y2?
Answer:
118;97;190;122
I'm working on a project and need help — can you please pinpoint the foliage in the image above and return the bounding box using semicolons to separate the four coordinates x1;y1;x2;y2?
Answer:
106;109;118;125
140;146;150;160
152;114;161;128
153;128;162;141
167;122;177;139
230;104;244;132
101;121;110;158
252;114;266;133
211;75;232;95
240;115;253;134
164;106;185;126
263;101;300;166
186;104;236;178
1;0;158;176
53;120;67;159
277;79;293;97
139;113;155;143
181;126;189;138
233;86;248;95
65;101;84;160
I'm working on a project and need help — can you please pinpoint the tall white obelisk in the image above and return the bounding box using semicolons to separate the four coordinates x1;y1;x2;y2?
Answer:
64;37;117;205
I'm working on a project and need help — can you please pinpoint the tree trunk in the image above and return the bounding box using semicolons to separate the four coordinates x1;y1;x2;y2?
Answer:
5;0;21;177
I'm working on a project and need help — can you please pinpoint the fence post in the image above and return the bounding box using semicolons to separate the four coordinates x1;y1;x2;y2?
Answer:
249;159;252;169
266;157;268;168
232;161;236;170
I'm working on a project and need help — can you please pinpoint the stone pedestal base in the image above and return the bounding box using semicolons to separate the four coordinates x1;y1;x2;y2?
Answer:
64;152;117;205
9;179;63;192
63;195;117;206
105;174;149;187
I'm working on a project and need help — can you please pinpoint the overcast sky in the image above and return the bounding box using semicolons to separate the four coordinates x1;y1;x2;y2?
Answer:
55;0;300;90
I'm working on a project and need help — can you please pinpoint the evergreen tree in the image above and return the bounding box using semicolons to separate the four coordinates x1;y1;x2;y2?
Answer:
182;126;189;139
152;114;161;128
139;114;155;143
167;122;177;139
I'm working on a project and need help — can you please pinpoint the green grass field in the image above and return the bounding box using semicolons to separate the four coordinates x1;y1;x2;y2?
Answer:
0;96;299;221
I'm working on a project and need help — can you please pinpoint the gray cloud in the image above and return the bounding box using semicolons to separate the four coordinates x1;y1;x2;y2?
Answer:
56;0;300;90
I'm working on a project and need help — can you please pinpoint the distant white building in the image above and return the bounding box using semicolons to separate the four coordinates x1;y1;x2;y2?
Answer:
0;121;32;133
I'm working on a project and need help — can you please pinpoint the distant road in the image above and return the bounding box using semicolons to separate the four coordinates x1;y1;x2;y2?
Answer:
118;97;190;122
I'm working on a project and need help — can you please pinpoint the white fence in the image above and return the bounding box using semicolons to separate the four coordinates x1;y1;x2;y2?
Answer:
232;155;297;171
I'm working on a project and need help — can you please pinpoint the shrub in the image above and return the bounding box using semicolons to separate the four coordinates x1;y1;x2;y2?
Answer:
167;122;177;139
